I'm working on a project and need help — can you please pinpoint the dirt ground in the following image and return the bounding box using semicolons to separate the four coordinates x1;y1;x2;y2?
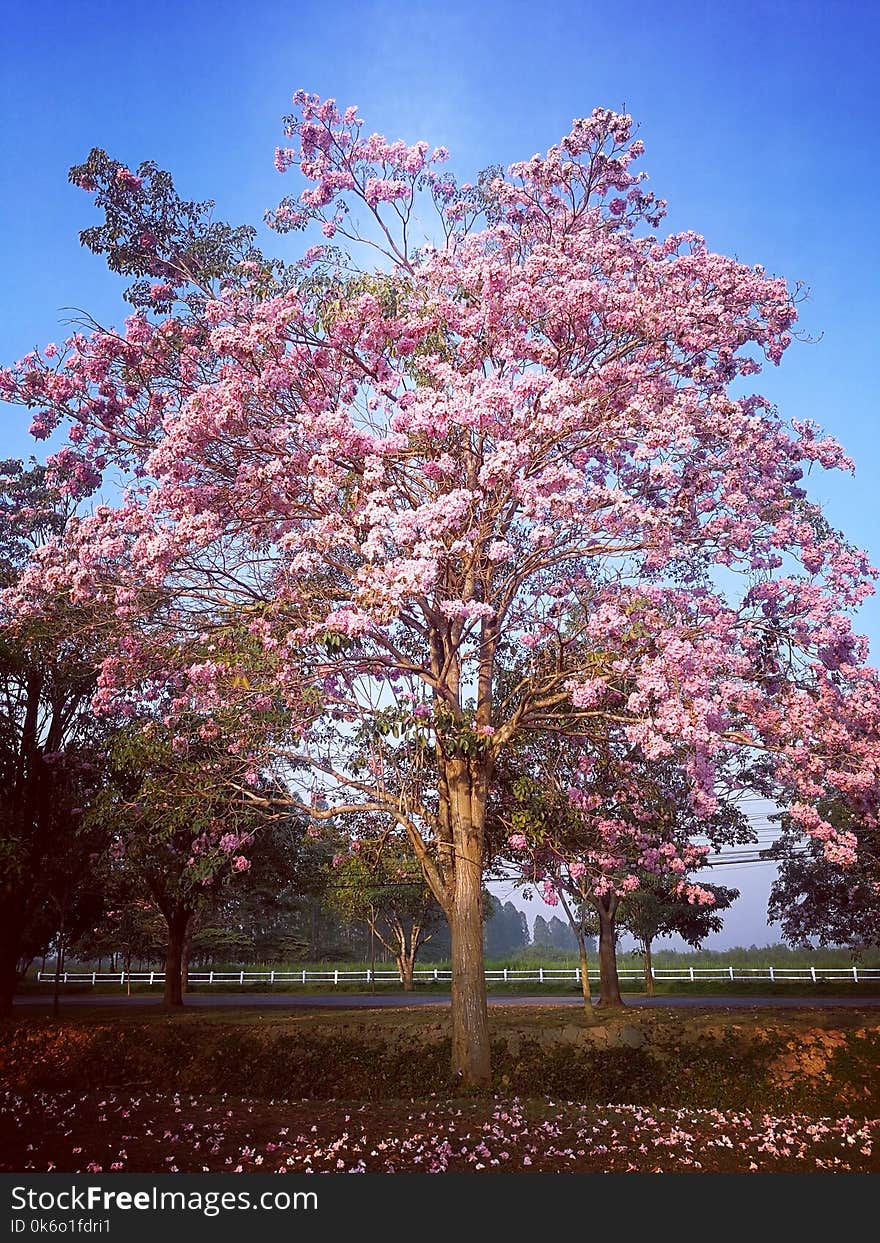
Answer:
2;1003;879;1173
2;1090;877;1174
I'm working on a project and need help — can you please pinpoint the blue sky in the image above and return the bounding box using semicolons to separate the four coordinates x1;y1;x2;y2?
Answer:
2;0;878;948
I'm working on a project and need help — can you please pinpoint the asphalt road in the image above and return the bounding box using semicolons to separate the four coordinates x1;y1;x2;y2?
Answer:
13;991;880;1010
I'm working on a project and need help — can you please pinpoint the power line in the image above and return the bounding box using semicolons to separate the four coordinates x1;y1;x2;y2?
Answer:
702;856;806;870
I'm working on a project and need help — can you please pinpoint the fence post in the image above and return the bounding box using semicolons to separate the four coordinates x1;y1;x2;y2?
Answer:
92;971;96;985
503;968;508;982
854;966;859;982
729;966;734;981
120;971;125;986
302;970;306;985
574;968;579;982
811;966;816;983
769;966;775;982
334;969;339;985
434;968;438;981
150;971;155;986
689;966;694;982
539;967;544;983
64;973;68;984
270;970;275;986
209;970;214;984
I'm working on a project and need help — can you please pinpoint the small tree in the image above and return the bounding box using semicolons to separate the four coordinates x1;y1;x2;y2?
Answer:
503;739;752;1009
92;725;270;1006
327;842;444;990
199;811;322;967
618;879;739;995
70;891;164;973
768;801;880;953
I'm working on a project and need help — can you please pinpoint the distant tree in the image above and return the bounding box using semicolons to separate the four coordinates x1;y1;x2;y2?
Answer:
531;913;576;951
92;725;272;1006
0;460;107;1013
196;810;321;968
326;842;444;989
618;879;739;995
70;887;164;973
768;801;880;953
554;915;577;951
503;740;753;1010
484;896;529;958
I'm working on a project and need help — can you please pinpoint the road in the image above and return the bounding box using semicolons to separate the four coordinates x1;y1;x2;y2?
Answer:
13;991;880;1010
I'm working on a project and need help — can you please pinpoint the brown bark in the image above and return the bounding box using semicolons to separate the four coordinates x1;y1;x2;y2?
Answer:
52;927;65;1018
425;621;495;1090
643;938;655;996
576;930;594;1012
448;830;491;1090
163;909;190;1007
398;954;414;991
596;896;624;1008
181;931;191;995
558;889;593;1014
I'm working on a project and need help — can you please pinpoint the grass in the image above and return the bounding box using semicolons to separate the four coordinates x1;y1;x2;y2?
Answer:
18;975;880;998
26;943;880;1001
32;944;880;975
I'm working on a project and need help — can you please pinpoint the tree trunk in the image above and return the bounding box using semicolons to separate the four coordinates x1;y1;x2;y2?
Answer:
448;836;491;1090
596;899;624;1008
397;954;414;992
369;917;376;993
575;929;594;1012
163;910;190;1007
557;890;593;1014
643;938;655;996
181;932;191;995
52;928;65;1019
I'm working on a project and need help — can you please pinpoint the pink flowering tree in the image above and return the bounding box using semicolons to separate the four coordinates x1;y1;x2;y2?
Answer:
3;92;880;1083
498;740;752;1007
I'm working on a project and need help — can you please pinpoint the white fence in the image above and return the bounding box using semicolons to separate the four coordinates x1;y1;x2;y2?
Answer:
35;965;880;988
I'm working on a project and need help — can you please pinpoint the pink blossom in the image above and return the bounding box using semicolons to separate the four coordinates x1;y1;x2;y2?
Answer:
114;167;142;190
